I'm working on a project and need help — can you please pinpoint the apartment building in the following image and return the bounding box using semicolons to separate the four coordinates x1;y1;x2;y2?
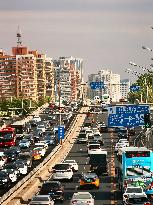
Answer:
36;54;46;100
0;49;17;100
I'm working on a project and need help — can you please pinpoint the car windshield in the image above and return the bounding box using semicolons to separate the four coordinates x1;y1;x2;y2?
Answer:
89;145;100;149
54;164;70;170
32;196;49;201
128;197;148;203
0;172;7;177
73;194;91;199
42;182;60;190
126;188;142;193
4;164;16;169
78;133;86;138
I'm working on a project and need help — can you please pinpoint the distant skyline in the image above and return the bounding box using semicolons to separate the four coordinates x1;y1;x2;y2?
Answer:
0;0;153;81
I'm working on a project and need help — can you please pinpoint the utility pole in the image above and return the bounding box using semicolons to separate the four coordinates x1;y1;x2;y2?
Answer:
58;66;62;145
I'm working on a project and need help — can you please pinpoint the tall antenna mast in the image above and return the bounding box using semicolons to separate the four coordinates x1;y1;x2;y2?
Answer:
17;25;22;47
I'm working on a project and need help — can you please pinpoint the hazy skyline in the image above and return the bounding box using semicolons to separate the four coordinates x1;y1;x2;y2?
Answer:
0;0;153;81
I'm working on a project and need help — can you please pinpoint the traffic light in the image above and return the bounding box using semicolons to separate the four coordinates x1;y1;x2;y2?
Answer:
144;113;151;128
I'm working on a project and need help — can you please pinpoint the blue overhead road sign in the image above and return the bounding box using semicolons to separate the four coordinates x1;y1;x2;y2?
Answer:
130;85;141;92
90;82;104;90
108;105;150;127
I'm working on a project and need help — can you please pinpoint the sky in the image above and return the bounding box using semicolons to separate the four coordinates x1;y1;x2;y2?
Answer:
0;0;153;82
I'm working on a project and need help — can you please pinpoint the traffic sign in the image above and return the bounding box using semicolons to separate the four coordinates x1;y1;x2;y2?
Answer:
90;82;104;89
58;126;65;140
108;105;150;127
130;85;141;92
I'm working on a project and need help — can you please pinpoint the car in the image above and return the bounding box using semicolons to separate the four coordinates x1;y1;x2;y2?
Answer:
13;160;28;175
28;195;54;205
52;163;73;181
30;116;41;126
79;173;100;189
70;192;94;205
63;159;78;172
123;186;145;203
37;124;46;133
124;194;151;205
23;134;35;145
0;153;7;168
77;132;87;144
9;146;21;154
33;147;46;157
39;181;64;202
93;133;104;145
117;139;129;143
44;135;55;146
18;152;32;168
88;144;102;155
3;163;20;179
0;171;12;188
19;139;31;149
128;127;136;136
99;124;108;133
35;142;48;150
115;142;129;152
87;140;100;148
118;127;128;139
85;129;94;139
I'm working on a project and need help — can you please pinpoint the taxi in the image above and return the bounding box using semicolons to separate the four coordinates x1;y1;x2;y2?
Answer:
32;149;41;160
79;172;100;189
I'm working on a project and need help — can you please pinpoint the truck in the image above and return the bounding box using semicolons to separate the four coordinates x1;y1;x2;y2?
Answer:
89;150;108;176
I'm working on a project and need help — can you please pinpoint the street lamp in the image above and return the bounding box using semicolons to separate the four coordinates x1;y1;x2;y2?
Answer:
142;46;153;52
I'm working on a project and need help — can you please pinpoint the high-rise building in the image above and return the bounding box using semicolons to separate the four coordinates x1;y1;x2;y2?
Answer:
120;79;130;99
53;56;83;102
88;69;121;102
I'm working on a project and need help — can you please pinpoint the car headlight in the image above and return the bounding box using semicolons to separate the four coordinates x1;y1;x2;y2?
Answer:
2;179;7;182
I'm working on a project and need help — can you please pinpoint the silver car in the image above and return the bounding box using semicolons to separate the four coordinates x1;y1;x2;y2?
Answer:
29;195;54;205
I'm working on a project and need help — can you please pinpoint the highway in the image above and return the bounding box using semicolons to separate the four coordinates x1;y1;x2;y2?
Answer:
53;112;122;205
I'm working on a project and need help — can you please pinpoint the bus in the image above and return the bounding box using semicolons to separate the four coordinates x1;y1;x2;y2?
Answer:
116;147;153;192
0;127;16;147
11;121;26;138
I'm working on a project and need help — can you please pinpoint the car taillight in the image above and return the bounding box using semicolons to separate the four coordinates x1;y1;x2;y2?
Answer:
87;200;91;203
144;203;151;205
72;200;77;204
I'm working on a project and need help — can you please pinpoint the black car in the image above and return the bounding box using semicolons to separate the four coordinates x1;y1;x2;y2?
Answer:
0;171;11;188
4;149;18;162
9;146;21;154
18;152;32;168
3;163;20;178
128;127;136;136
39;181;64;202
99;125;108;133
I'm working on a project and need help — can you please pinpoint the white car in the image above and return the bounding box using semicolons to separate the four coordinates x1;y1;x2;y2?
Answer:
115;142;129;152
35;142;48;150
88;144;102;155
52;163;73;181
63;159;78;172
117;139;129;143
85;129;94;139
37;124;46;133
123;186;145;203
70;192;94;205
19;139;31;149
33;116;41;122
14;160;28;175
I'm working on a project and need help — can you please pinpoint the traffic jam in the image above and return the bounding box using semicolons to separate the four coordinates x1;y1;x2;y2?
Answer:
0;102;153;205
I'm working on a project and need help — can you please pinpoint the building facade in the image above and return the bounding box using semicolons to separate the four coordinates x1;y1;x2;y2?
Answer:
120;79;130;99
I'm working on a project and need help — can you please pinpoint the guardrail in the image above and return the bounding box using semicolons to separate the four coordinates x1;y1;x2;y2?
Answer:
0;106;83;204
